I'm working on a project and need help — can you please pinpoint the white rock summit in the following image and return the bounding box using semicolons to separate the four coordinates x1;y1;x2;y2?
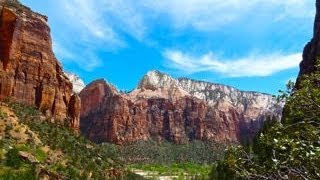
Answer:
65;72;86;94
135;70;282;118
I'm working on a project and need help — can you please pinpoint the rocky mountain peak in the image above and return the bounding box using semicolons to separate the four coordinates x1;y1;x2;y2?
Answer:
138;70;179;90
65;72;86;94
132;71;190;101
79;79;120;119
80;79;119;103
136;71;280;112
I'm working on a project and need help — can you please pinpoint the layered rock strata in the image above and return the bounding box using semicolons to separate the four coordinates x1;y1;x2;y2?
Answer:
80;71;282;144
0;0;80;131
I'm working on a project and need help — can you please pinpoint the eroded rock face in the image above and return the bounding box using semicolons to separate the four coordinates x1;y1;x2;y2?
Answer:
297;0;320;85
80;71;282;144
0;1;80;131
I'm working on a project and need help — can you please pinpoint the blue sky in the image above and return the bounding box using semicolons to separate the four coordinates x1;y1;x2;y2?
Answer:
20;0;315;94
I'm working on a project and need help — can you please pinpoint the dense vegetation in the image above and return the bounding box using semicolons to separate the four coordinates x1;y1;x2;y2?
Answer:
117;140;227;165
210;61;320;179
118;140;227;179
0;102;142;179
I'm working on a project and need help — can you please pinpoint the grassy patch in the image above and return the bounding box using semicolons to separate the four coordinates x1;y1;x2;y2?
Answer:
117;140;227;179
129;163;212;177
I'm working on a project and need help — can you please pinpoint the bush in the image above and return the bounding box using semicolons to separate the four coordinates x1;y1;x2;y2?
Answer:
0;167;36;180
0;110;8;119
6;148;23;169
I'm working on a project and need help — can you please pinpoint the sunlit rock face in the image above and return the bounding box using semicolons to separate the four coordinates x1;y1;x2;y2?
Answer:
65;72;85;94
0;0;80;132
80;71;283;144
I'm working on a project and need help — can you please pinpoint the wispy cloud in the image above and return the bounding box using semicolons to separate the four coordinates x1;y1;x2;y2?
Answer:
53;42;75;60
102;0;146;41
53;41;102;72
164;50;302;77
46;0;313;71
50;0;147;71
54;0;314;46
141;0;313;31
59;0;146;45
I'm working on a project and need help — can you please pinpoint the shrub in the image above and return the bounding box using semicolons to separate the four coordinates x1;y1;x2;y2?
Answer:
0;167;36;180
0;110;8;119
6;148;23;169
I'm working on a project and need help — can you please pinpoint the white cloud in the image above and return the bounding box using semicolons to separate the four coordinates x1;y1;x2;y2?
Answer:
61;0;122;46
55;0;314;44
53;42;75;60
164;50;302;77
45;0;313;71
53;41;102;72
50;0;147;71
269;0;314;19
142;0;255;31
102;0;146;41
141;0;314;31
60;0;146;45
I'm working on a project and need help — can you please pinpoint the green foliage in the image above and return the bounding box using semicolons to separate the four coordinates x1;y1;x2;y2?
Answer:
0;110;8;119
5;148;22;169
0;102;138;179
119;140;226;179
211;59;320;179
0;167;36;180
118;140;227;165
274;80;295;102
129;163;211;178
1;99;226;179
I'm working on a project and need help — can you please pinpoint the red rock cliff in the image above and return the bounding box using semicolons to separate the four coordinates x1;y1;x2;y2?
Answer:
80;72;282;145
0;0;80;131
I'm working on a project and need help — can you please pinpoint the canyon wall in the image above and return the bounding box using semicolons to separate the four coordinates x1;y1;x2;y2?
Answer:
80;71;282;144
0;0;80;131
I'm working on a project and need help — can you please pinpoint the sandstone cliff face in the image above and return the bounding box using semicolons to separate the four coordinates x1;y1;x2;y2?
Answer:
0;0;80;131
80;71;282;144
298;0;320;85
